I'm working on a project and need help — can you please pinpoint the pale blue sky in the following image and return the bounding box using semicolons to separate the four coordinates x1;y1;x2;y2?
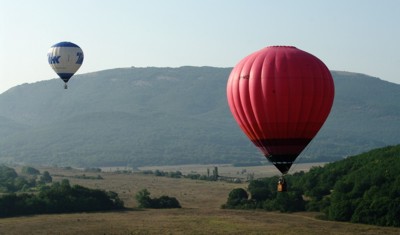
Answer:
1;0;399;93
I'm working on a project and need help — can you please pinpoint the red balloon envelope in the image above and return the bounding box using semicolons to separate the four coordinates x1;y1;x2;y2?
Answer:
226;46;335;174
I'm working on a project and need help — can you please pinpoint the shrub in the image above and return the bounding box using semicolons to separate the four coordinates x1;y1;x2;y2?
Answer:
21;166;40;175
223;188;249;209
135;189;181;209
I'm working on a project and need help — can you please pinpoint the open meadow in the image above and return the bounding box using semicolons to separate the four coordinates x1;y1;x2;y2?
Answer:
1;164;399;235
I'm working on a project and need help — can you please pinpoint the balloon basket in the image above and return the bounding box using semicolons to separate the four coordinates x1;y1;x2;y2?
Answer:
277;177;287;192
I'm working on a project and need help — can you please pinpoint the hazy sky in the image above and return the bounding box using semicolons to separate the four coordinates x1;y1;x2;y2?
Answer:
1;0;399;93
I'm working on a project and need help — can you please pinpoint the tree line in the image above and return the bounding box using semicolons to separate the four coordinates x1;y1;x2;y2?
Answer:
0;165;52;193
0;179;124;217
135;188;181;209
222;145;400;227
0;165;181;217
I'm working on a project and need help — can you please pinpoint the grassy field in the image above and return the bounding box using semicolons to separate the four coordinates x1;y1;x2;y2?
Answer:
1;165;399;235
137;162;327;179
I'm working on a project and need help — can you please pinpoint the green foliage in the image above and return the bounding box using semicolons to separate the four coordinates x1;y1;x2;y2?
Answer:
0;165;18;192
0;165;35;192
248;178;275;201
72;174;103;180
153;170;183;178
39;171;52;183
135;188;152;208
325;145;400;226
0;165;18;179
21;166;40;175
135;188;181;209
141;169;222;181
222;145;400;227
224;188;248;208
0;179;124;217
300;145;400;227
223;177;306;212
152;196;181;209
263;191;306;213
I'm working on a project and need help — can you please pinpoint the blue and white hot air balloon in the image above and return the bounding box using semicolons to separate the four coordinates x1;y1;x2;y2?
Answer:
47;41;84;89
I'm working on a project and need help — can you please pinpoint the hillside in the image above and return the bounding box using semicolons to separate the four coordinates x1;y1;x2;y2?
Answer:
0;67;399;167
234;144;400;227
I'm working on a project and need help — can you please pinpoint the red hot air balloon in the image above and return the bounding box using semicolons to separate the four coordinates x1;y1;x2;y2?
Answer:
227;46;334;180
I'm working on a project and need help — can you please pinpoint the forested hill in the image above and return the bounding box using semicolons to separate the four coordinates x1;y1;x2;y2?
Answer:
0;66;399;167
224;144;400;227
311;144;400;226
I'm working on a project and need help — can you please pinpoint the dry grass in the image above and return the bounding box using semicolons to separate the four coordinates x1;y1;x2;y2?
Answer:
137;162;327;179
0;165;399;235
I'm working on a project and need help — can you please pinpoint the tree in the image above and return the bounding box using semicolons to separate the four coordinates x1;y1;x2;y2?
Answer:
135;189;152;208
274;190;306;212
107;191;124;209
21;166;40;175
225;188;248;208
0;166;18;192
328;200;355;222
0;181;124;217
247;178;275;202
219;145;400;227
135;189;181;209
39;171;52;184
13;177;30;191
222;188;249;209
153;195;181;208
0;165;18;180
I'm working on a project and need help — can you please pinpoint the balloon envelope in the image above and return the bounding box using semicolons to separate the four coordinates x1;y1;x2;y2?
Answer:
226;46;334;174
47;41;84;84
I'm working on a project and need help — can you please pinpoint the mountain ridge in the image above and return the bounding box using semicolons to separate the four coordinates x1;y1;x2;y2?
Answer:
0;66;399;167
